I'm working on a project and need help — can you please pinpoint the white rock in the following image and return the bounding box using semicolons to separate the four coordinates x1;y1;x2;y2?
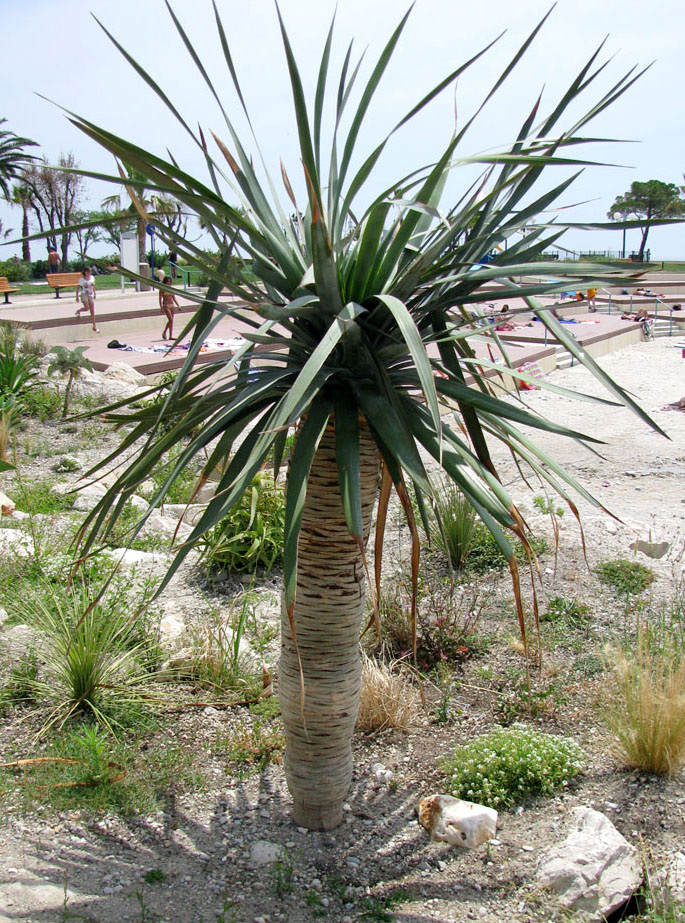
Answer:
11;510;29;521
535;807;641;920
0;491;15;516
159;615;186;646
103;362;147;386
417;794;498;848
604;521;619;535
3;624;39;663
0;607;8;627
129;495;149;512
159;647;194;679
161;503;207;526
248;840;285;867
371;763;394;782
103;548;169;568
0;529;34;558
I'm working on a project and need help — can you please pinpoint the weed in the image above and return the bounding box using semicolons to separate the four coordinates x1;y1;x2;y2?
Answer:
249;697;281;720
223;719;285;777
215;900;239;923
12;478;74;515
0;652;40;713
533;494;564;517
186;598;263;696
497;676;566;723
135;889;156;922
356;655;421;733
360;889;410;921
143;868;167;884
541;595;590;629
21;384;63;421
270;854;294;897
603;630;685;775
595;558;655;596
432;662;458;724
443;725;586;809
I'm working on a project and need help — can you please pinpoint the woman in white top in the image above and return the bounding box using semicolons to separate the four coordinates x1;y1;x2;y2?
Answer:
75;267;98;333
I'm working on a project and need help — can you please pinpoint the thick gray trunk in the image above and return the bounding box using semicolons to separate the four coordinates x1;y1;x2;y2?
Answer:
279;422;379;830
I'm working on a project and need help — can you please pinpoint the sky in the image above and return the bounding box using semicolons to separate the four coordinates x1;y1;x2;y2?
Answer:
1;0;684;261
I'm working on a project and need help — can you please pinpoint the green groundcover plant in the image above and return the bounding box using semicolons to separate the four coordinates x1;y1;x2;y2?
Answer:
443;724;586;809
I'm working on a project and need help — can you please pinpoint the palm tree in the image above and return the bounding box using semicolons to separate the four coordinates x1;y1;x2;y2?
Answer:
0;119;38;200
75;6;659;829
11;183;33;262
47;346;93;418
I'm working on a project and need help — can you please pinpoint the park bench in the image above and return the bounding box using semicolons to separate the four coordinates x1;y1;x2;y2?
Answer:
45;272;81;299
0;277;19;304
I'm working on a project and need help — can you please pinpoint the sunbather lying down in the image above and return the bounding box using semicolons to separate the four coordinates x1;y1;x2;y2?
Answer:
661;396;685;412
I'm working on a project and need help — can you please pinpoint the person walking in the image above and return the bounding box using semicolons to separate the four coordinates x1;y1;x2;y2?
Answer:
75;267;99;333
159;276;179;340
47;245;61;274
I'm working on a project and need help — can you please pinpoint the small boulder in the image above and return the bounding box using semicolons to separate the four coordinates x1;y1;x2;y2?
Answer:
0;607;8;628
159;615;186;647
535;807;641;920
103;362;147;386
418;794;497;848
0;529;34;558
248;840;285;867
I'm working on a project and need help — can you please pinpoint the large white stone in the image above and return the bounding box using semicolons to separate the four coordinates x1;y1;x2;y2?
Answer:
0;529;34;558
417;794;498;848
103;362;147;386
103;548;169;568
161;503;207;526
535;807;642;920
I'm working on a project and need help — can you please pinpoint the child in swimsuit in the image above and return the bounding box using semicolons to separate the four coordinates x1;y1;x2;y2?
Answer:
75;267;98;332
159;276;180;340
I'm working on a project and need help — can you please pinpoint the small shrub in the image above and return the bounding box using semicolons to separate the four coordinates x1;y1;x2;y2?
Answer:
467;522;547;573
497;676;566;723
20;384;62;421
443;725;585;809
198;472;285;574
603;631;685;775
13;478;74;515
356;655;420;732
595;558;655;595
143;868;167;884
373;572;483;669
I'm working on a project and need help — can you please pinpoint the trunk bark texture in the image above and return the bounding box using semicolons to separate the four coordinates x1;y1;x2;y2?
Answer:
279;422;379;830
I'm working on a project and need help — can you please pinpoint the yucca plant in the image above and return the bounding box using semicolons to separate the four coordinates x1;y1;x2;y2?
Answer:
66;5;666;828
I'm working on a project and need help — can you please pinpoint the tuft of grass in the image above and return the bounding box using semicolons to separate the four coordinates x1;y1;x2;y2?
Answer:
467;523;547;573
431;482;478;569
443;725;586;809
533;494;564;517
603;630;685;776
595;558;655;596
184;597;263;696
143;868;167;885
15;580;158;733
356;655;420;733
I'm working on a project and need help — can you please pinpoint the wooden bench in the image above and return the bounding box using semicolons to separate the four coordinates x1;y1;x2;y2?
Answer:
0;276;19;304
46;272;81;299
0;277;19;304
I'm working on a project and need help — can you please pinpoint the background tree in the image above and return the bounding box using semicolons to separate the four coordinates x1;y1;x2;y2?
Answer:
10;183;33;261
608;180;685;260
76;6;659;830
71;210;104;260
21;153;85;265
0;118;37;199
47;346;93;418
